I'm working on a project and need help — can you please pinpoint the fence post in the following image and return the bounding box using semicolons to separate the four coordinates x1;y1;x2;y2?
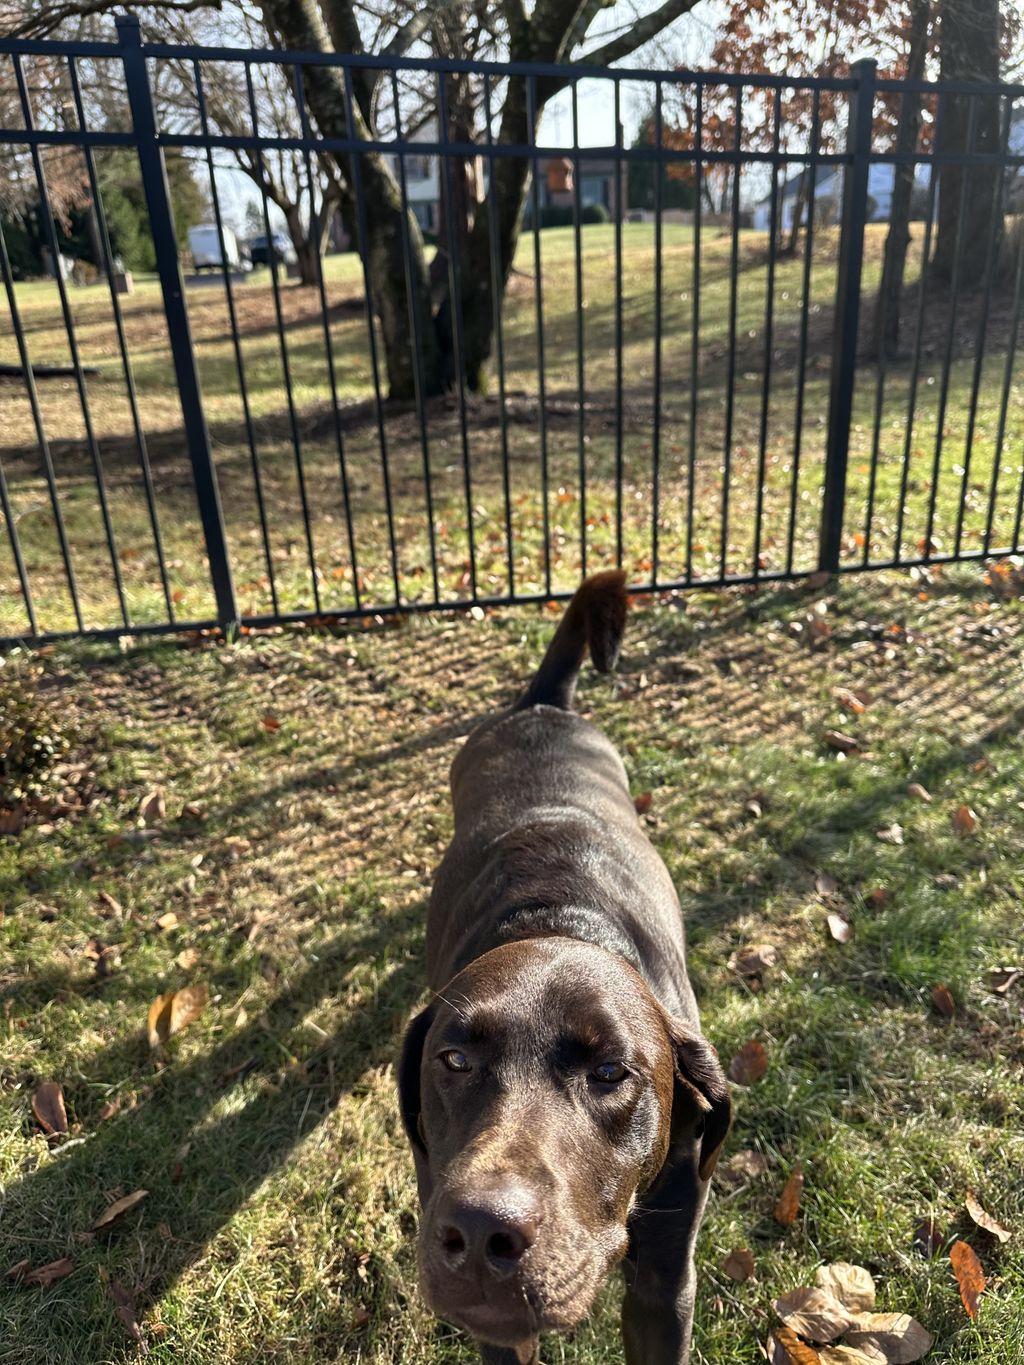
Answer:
116;13;238;631
820;58;876;575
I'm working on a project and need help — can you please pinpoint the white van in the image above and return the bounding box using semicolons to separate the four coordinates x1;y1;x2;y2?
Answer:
188;224;241;272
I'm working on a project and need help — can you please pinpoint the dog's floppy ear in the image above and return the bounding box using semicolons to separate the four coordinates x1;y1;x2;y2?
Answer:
668;1021;732;1181
397;1002;435;1158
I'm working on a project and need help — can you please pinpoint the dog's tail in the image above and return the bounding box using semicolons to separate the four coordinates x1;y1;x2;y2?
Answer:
516;569;628;711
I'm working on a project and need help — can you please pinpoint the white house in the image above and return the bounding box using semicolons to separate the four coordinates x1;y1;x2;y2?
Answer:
750;162;930;232
389;121;442;234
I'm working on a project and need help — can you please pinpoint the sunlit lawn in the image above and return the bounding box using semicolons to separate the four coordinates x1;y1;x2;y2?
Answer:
1;572;1023;1363
2;221;1022;637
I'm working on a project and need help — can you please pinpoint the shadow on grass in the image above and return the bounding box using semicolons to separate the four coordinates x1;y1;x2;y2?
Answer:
0;904;427;1361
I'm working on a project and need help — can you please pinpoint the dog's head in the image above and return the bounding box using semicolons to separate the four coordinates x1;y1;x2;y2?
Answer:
397;937;729;1350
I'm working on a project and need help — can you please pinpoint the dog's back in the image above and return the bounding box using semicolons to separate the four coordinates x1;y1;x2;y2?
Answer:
426;573;694;1023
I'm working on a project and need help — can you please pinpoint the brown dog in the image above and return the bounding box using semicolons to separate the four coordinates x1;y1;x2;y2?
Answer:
398;571;730;1365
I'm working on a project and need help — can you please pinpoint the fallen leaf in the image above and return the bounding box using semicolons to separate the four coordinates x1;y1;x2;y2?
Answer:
727;1039;768;1086
769;1327;822;1364
729;944;778;976
950;1240;986;1320
176;947;200;970
97;1099;120;1123
6;1259;31;1281
633;791;653;815
951;805;978;836
32;1081;68;1136
156;911;178;931
139;786;165;824
723;1247;755;1282
92;1188;148;1231
833;687;868;714
97;890;124;918
906;782;932;803
876;822;904;845
261;712;281;732
720;1149;770;1181
824;730;860;755
0;805;29;835
148;984;209;1049
965;1193;1010;1244
774;1162;804;1227
865;887;889;908
846;1312;934;1362
818;1347;887;1365
988;966;1024;995
108;1278;147;1349
827;912;853;944
814;1263;876;1313
10;1257;75;1288
912;1217;943;1257
815;872;839;897
931;983;955;1019
774;1286;853;1343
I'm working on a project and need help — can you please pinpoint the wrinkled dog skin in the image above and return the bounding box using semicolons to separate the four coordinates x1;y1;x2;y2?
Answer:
398;572;730;1365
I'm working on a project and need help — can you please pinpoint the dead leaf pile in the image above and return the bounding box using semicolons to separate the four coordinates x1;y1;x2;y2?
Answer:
768;1264;933;1363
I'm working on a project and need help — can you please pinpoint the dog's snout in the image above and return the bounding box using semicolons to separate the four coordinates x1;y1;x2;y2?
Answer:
436;1183;540;1276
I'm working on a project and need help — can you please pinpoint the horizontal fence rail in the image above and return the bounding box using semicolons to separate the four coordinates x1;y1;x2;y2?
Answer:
0;22;1022;643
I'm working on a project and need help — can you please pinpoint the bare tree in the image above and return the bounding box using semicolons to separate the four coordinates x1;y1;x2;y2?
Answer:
156;5;349;285
7;0;708;398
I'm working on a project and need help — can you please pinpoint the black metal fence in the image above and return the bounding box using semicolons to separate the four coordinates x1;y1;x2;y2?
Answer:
1;21;1022;643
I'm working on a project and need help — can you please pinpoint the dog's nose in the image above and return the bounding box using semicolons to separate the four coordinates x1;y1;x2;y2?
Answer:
437;1184;540;1275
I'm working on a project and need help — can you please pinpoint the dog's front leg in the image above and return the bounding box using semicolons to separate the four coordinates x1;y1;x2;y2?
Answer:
478;1339;540;1365
621;1149;710;1365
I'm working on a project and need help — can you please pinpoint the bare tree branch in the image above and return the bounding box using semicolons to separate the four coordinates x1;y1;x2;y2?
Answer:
2;0;220;39
573;0;700;67
563;0;615;57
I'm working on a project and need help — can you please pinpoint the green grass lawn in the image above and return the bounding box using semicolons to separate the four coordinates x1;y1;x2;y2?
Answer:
2;571;1023;1362
2;220;1022;636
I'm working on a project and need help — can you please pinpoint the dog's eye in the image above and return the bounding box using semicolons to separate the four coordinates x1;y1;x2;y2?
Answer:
439;1049;471;1073
591;1061;628;1085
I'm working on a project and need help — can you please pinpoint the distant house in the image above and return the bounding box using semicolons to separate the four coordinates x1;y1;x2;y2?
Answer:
751;163;929;232
389;123;442;234
536;155;625;218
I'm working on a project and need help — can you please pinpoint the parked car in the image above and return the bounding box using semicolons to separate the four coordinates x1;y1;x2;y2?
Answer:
188;224;242;272
248;232;297;269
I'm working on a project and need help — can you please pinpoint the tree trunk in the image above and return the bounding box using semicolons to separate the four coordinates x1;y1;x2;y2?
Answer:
446;68;534;390
258;0;440;399
874;0;930;358
933;0;1002;287
780;169;808;258
284;205;319;286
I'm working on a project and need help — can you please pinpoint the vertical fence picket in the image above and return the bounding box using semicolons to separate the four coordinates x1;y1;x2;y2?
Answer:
820;58;876;575
115;14;237;631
